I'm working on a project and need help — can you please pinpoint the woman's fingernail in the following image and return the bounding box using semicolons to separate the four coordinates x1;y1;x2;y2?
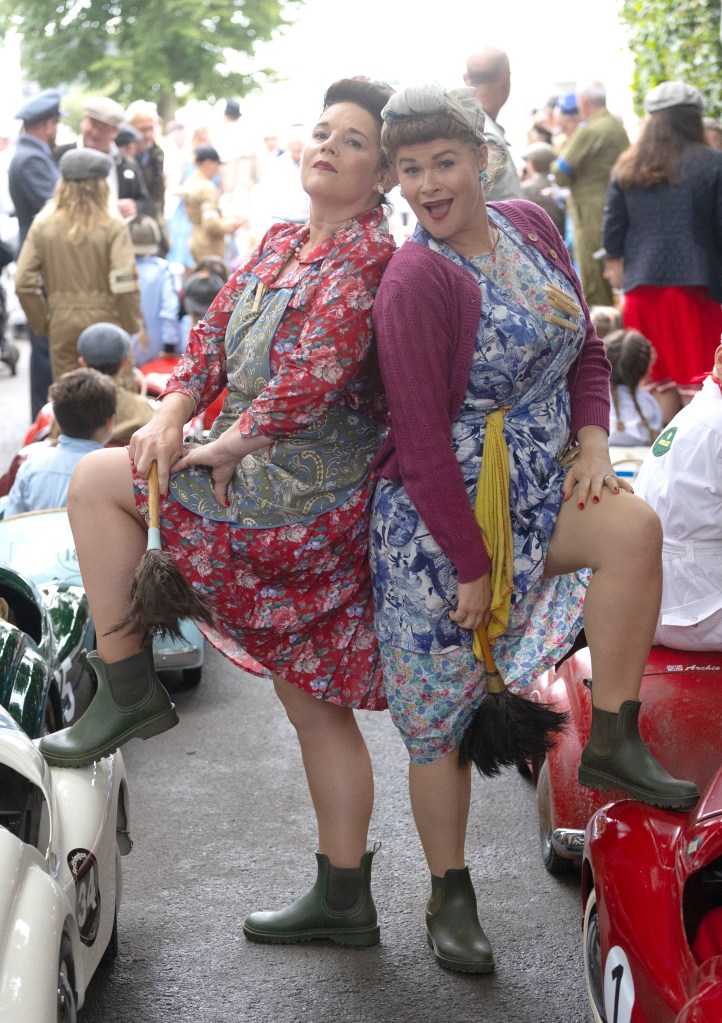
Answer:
578;502;585;510
592;495;599;503
613;487;620;493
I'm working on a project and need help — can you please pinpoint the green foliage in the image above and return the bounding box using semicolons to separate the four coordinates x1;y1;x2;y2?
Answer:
620;0;722;117
0;0;301;119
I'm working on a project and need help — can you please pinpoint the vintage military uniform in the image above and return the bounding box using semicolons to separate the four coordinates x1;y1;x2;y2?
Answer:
553;108;629;307
15;215;142;381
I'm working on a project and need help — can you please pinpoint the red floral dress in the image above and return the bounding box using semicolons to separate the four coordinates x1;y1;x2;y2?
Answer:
132;208;395;709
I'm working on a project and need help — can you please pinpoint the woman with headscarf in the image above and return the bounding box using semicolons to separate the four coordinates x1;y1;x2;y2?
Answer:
368;83;698;973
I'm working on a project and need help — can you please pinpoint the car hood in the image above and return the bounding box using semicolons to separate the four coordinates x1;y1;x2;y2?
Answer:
0;706;54;825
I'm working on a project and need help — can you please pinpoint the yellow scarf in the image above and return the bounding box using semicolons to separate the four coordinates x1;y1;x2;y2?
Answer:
472;407;513;662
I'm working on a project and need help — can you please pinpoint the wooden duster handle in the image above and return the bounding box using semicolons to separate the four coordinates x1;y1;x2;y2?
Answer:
475;621;507;694
475;621;496;673
146;462;162;551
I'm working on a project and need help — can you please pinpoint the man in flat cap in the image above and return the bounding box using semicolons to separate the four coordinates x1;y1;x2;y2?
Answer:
55;96;152;222
9;89;63;417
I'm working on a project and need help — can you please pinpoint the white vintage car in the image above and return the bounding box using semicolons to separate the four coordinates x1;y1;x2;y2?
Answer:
0;704;131;1021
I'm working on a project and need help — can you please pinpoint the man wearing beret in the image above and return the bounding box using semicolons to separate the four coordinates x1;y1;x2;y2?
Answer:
8;88;63;417
55;96;152;222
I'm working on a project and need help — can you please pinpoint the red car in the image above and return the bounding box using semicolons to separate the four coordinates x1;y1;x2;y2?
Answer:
582;765;722;1022
529;646;722;875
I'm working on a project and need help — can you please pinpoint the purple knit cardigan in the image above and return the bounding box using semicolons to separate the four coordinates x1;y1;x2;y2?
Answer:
371;199;611;583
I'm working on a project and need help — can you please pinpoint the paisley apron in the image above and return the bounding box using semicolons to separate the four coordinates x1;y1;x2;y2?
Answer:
169;275;383;527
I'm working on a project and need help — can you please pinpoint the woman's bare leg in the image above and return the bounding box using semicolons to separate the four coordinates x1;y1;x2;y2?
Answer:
273;675;373;867
67;446;148;660
545;491;662;710
409;751;471;876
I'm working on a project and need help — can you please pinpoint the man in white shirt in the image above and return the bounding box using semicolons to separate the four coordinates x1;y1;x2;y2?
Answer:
635;344;722;651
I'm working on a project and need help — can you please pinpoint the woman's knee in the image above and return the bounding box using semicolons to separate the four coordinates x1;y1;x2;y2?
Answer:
605;494;662;565
273;674;348;736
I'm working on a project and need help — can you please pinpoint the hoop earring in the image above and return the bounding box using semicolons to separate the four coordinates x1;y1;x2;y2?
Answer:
479;169;489;185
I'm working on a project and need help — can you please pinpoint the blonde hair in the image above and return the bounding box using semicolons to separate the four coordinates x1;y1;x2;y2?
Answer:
605;328;657;442
44;177;113;240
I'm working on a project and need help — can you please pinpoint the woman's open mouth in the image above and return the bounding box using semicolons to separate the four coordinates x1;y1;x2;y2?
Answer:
423;199;452;221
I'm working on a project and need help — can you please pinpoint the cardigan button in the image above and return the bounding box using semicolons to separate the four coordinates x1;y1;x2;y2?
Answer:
549;248;558;259
528;232;538;242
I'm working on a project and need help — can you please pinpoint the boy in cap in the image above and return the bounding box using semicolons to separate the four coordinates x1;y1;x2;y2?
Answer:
3;322;153;491
3;368;117;517
77;322;155;442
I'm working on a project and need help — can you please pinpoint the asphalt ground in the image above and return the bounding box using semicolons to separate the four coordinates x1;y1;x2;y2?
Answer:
1;337;589;1023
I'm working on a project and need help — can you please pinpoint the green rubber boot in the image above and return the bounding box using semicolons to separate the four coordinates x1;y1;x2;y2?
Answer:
578;700;699;810
39;647;178;768
426;867;494;974
242;849;380;947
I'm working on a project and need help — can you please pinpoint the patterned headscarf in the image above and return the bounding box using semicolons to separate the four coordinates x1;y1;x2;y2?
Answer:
381;84;486;143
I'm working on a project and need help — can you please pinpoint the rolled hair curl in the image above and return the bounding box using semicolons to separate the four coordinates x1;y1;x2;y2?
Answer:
381;84;486;163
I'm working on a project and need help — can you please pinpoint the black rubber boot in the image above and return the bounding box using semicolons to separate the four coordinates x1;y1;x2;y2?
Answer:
242;849;380;947
39;647;178;768
426;867;494;974
578;700;699;810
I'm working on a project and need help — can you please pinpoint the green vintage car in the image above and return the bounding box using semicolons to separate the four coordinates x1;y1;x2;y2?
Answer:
0;509;204;738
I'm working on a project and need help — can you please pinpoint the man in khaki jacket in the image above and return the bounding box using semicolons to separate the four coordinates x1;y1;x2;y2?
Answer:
553;80;629;307
182;145;247;264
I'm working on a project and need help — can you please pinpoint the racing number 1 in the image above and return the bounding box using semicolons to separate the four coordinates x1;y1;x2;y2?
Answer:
611;963;623;1023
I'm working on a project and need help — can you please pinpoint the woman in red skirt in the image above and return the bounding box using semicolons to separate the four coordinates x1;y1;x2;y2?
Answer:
603;80;722;422
40;78;397;946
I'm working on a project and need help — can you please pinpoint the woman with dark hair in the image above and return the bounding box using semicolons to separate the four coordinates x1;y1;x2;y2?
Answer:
603;80;722;421
369;83;698;973
40;78;397;944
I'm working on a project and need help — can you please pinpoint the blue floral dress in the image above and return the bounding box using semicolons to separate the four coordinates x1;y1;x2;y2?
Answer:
370;211;590;763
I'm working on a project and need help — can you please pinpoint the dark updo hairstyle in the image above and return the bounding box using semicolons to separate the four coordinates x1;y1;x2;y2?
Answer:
605;328;657;441
322;77;395;170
